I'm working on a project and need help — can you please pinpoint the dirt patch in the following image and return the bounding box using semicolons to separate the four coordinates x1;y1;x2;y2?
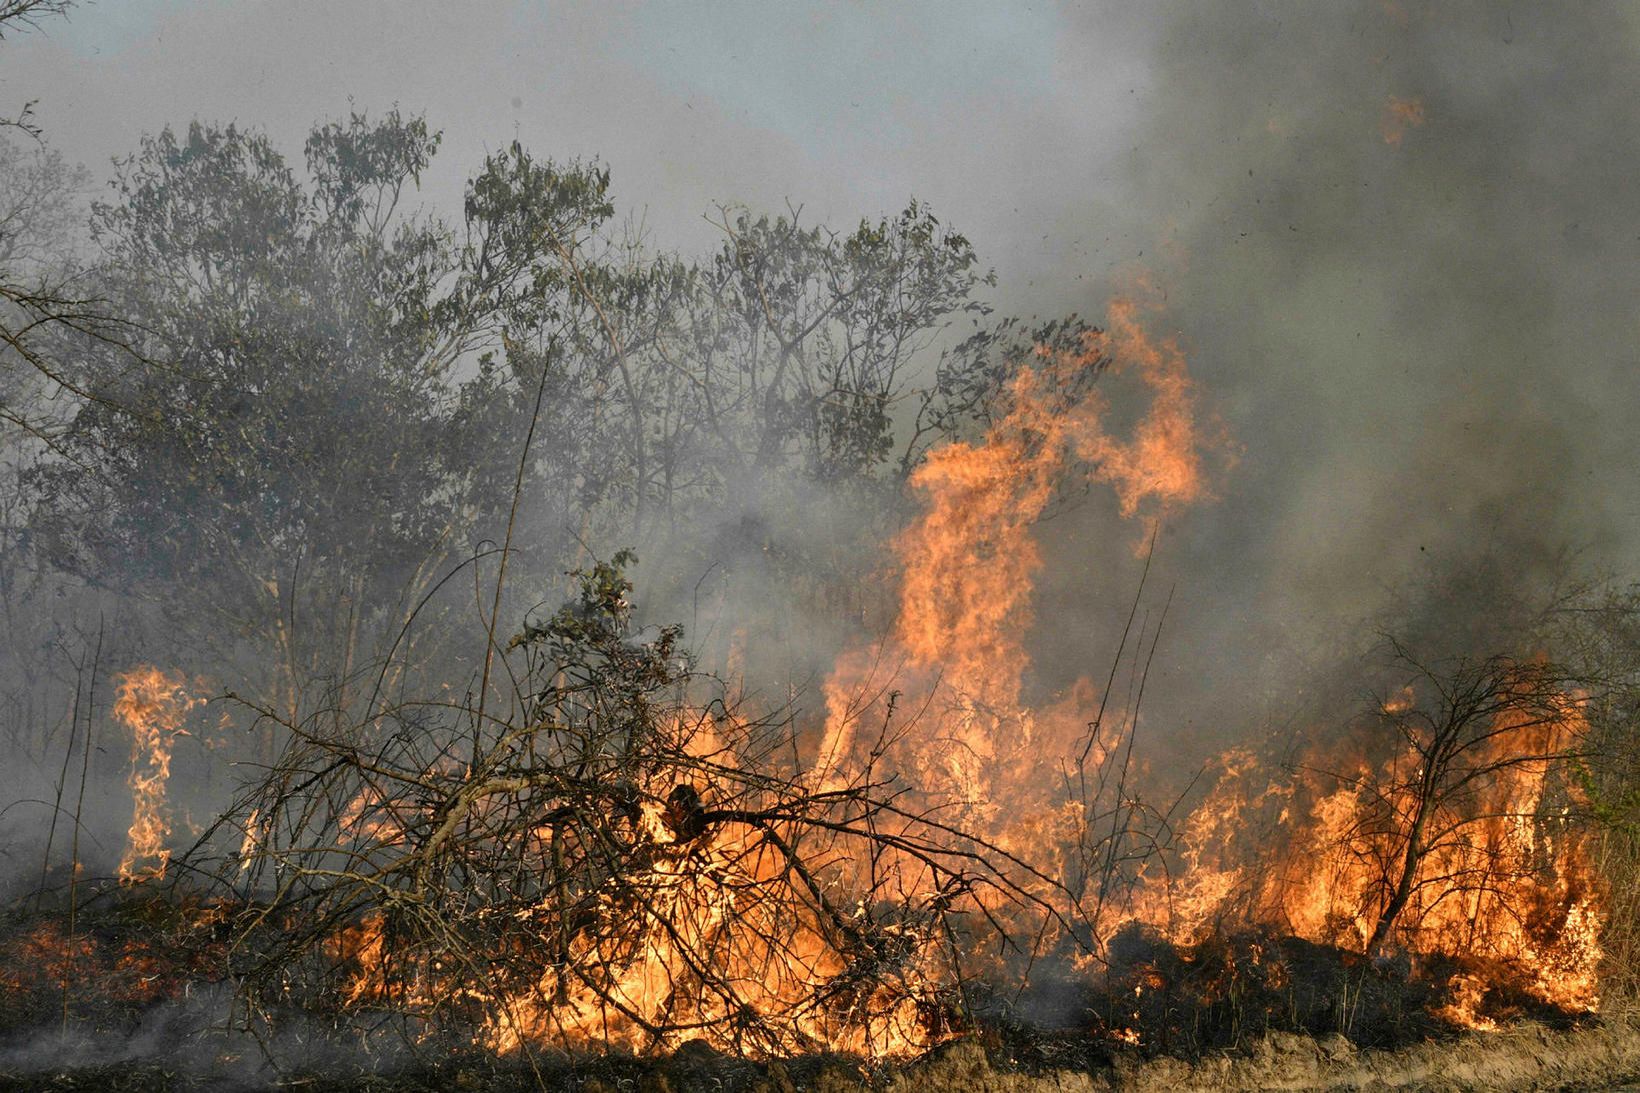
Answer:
4;1020;1640;1091
877;1016;1640;1092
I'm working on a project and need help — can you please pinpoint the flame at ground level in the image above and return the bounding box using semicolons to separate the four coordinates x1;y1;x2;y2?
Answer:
198;295;1604;1058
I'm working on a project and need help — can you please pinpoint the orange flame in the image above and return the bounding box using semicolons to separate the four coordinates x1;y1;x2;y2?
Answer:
1127;699;1602;1022
313;277;1604;1047
808;283;1601;1032
329;296;1221;1056
115;667;198;885
329;709;944;1059
1080;296;1209;532
819;293;1216;813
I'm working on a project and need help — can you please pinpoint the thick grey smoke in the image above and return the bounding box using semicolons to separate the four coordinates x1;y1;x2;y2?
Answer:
1023;1;1640;757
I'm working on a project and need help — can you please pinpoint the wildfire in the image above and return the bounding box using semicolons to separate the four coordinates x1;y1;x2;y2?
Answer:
1082;296;1210;532
1381;685;1415;715
295;295;1221;1060
803;282;1603;1039
893;293;1208;689
115;666;199;885
1122;697;1602;1024
254;288;1605;1058
323;703;947;1060
817;292;1214;817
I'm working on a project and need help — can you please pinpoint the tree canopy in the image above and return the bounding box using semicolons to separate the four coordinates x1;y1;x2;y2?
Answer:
21;110;1053;713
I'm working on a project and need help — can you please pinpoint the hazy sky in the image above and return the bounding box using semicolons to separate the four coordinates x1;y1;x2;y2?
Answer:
3;0;1153;304
8;1;1639;746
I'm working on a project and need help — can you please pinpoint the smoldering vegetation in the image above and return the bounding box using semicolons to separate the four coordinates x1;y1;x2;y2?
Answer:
3;1;1640;1089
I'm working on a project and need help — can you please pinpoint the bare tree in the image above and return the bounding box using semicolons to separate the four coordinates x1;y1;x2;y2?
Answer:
1327;639;1586;957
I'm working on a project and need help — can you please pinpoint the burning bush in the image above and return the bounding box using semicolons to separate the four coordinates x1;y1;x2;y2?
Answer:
1103;642;1601;1034
202;555;1064;1061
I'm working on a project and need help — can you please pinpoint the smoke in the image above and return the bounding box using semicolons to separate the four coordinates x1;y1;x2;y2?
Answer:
481;0;1640;783
0;0;1627;861
0;984;419;1088
1021;1;1640;759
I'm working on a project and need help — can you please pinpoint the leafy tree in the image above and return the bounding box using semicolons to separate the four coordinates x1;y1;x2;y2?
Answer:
690;201;990;485
476;194;998;547
29;107;1083;726
477;195;1008;672
29;113;613;714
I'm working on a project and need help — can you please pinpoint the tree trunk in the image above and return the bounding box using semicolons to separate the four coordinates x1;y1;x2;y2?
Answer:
1367;793;1432;957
